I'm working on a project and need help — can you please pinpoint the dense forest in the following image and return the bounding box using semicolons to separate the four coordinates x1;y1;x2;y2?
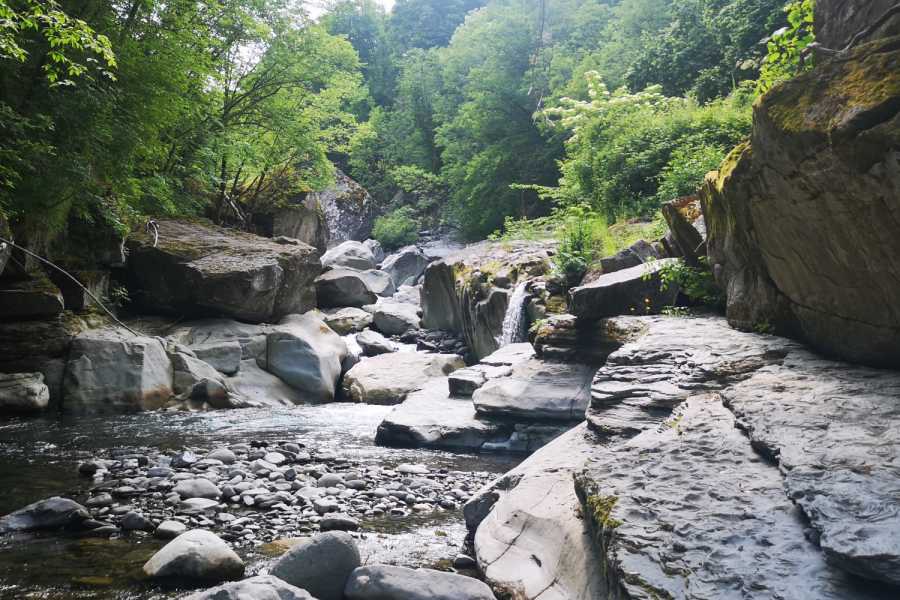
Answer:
0;0;813;251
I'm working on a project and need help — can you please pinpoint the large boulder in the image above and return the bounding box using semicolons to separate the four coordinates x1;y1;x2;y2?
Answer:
63;327;173;414
0;497;90;533
126;218;320;323
356;329;396;357
184;575;316;600
380;246;428;288
341;352;464;405
316;269;378;309
357;270;395;298
344;565;496;600
0;272;65;320
569;259;680;321
472;359;594;421
265;313;348;403
167;319;271;363
321;241;377;271
270;532;361;600
0;372;50;412
371;301;420;336
322;307;373;335
596;239;660;276
252;195;327;252
313;169;378;245
191;341;242;376
143;529;244;582
224;360;304;407
815;0;900;49
700;32;900;367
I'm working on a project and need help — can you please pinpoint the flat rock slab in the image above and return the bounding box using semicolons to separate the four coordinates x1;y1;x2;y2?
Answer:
480;343;535;366
473;359;594;421
466;424;604;600
127;218;319;323
448;364;512;397
341;353;464;405
569;259;680;320
576;395;893;600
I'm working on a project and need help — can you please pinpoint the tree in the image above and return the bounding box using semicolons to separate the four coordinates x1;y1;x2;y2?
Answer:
387;0;486;53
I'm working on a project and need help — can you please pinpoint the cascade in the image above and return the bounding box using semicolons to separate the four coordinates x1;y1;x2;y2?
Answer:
499;281;529;346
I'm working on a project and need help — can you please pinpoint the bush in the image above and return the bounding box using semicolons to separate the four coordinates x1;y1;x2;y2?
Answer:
553;205;609;286
657;257;724;308
372;207;420;250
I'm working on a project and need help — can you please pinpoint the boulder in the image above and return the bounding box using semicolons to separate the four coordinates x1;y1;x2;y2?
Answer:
252;196;327;252
315;269;378;309
447;364;511;397
309;169;377;246
0;273;65;320
341;352;464;405
472;359;594;421
532;313;643;364
265;314;347;403
0;372;50;412
321;241;377;271
815;0;900;49
380;246;429;288
357;270;395;298
155;520;188;539
569;259;680;321
168;319;270;362
699;33;900;367
322;307;373;335
356;329;396;357
171;351;225;397
596;239;660;276
344;565;496;600
183;575;316;600
320;513;359;532
62;327;173;414
392;285;420;306
126;218;320;323
192;341;242;376
225;360;305;407
660;195;705;266
371;301;420;336
479;343;535;367
48;269;110;313
173;478;222;500
270;531;361;600
0;497;90;533
363;239;385;263
143;529;244;582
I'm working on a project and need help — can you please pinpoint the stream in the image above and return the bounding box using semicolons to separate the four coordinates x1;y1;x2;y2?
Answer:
0;403;520;599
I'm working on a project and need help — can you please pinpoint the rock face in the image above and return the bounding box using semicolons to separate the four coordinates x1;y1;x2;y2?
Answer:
472;360;594;421
596;239;660;276
184;575;316;600
270;531;361;600
309;169;378;246
569;259;680;321
0;497;90;533
265;314;348;403
0;273;65;320
815;0;900;49
63;328;173;414
253;195;327;252
126;218;320;323
700;31;900;367
341;352;464;405
344;565;496;600
316;269;378;308
0;372;50;412
143;529;244;582
421;241;553;359
321;241;377;271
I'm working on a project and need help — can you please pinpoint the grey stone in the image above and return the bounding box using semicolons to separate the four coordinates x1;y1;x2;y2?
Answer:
315;269;378;309
321;241;377;270
322;307;373;335
480;343;535;367
206;449;236;465
270;531;361;600
174;479;222;500
225;359;304;407
0;497;90;533
155;520;187;539
344;565;496;600
309;169;377;246
121;511;155;531
372;301;420;336
569;259;680;321
363;239;385;263
358;269;395;298
62;327;173;415
341;352;464;405
320;513;359;532
192;341;242;376
169;319;270;361
356;329;395;357
0;372;49;412
380;246;428;288
142;529;244;582
0;273;65;320
171;351;225;397
182;575;316;600
448;365;511;397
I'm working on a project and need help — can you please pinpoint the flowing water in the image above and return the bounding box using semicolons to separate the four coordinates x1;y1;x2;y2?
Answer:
0;405;520;599
498;282;529;346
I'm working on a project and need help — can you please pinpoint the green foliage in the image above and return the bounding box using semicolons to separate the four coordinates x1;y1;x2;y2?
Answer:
657;257;724;308
655;143;728;205
552;204;609;285
372;206;420;249
757;0;815;93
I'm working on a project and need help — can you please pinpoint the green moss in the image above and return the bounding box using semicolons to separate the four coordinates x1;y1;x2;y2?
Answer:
586;494;622;530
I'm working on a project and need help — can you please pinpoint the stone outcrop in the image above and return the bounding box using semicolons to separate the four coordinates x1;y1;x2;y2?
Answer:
660;195;705;266
0;272;64;320
815;0;900;49
472;360;594;421
422;241;553;359
127;218;319;323
700;29;900;367
309;169;378;246
569;259;680;321
252;195;327;252
63;327;173;414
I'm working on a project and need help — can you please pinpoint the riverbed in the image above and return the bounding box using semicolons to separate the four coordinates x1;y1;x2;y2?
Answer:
0;404;520;599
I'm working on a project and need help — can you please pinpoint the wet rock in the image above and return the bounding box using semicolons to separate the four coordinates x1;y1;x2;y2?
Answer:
392;285;420;306
322;307;373;335
183;575;316;600
206;449;236;465
270;531;361;600
0;372;49;412
174;479;222;500
452;554;476;569
265;313;348;403
192;341;242;376
341;353;464;405
356;329;396;357
0;497;90;533
172;451;199;468
121;511;155;531
320;513;359;532
569;259;680;321
143;529;244;582
372;301;420;336
315;269;378;309
155;520;187;539
321;241;377;271
127;218;319;323
62;327;173;414
380;246;428;288
344;565;496;600
472;360;594;421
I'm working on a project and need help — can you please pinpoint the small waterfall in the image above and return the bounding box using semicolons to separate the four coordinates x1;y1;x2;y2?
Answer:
499;281;529;346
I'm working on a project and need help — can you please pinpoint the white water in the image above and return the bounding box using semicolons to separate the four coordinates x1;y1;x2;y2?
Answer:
499;281;529;346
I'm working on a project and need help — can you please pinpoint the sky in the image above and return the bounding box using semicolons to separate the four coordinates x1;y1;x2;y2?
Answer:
306;0;396;19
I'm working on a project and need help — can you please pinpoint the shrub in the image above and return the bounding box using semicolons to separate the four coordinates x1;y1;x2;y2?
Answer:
553;204;609;285
372;207;420;250
657;257;724;308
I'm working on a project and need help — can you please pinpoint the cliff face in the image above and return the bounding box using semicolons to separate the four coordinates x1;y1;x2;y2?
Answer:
701;7;900;367
815;0;900;49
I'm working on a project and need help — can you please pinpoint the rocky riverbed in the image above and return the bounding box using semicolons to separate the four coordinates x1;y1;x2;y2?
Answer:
0;405;518;599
